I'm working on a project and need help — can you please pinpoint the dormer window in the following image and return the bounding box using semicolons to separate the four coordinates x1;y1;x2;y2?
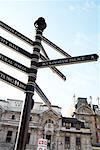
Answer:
66;123;71;129
76;123;81;130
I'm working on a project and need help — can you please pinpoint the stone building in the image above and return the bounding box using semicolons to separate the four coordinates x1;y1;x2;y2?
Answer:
0;98;93;150
73;97;100;150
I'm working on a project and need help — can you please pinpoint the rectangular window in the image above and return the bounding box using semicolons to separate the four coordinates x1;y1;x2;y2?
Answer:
66;123;71;129
65;136;70;149
85;122;90;128
76;123;81;130
76;137;81;150
6;131;13;143
46;135;51;148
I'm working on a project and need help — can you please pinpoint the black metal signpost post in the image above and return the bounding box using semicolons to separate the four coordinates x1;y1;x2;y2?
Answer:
14;17;47;150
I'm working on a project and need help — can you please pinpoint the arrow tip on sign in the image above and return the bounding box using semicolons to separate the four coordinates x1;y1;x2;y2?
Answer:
63;76;66;81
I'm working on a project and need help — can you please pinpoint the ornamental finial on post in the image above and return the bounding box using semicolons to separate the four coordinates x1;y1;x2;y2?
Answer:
34;17;47;31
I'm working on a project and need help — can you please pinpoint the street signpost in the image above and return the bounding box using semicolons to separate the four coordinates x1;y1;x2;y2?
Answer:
0;21;66;81
0;18;99;150
39;54;99;68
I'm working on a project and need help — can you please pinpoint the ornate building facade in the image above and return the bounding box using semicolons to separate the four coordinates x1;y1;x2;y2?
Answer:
73;97;100;150
0;98;99;150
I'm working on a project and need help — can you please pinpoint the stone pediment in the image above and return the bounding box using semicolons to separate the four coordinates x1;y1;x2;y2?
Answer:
76;104;94;115
40;108;61;119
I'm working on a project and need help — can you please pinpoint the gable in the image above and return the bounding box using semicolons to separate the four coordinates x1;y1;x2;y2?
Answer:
76;105;94;115
44;109;61;118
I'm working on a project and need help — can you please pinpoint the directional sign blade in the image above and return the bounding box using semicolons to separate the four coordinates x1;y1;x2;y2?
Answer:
0;21;33;45
0;21;66;81
0;71;26;91
0;71;51;108
0;36;31;59
0;53;28;73
35;83;51;108
42;36;71;58
39;54;99;68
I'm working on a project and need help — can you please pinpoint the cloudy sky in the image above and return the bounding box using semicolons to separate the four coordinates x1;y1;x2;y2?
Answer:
0;0;100;116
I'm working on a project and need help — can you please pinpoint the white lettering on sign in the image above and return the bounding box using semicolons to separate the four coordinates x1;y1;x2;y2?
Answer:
0;36;31;58
0;71;26;90
0;54;27;72
0;21;33;45
0;36;21;51
39;54;98;68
